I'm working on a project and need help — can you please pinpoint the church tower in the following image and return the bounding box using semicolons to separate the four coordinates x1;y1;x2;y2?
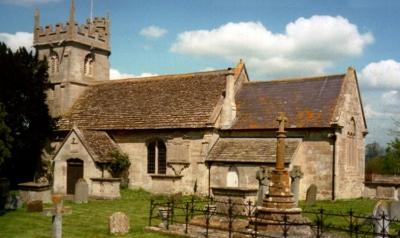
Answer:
33;0;111;117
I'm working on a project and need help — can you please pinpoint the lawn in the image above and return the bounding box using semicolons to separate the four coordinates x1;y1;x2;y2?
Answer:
0;189;178;238
0;189;378;238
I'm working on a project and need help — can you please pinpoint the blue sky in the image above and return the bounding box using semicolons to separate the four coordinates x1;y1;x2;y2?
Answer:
0;0;399;146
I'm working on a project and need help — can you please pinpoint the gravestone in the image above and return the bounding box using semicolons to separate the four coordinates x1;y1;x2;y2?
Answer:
256;166;269;206
5;194;23;210
74;178;88;204
27;200;43;212
290;166;303;206
109;212;130;235
389;201;400;219
305;184;317;207
373;200;390;238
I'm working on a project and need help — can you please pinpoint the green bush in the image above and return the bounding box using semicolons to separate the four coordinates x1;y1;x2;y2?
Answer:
107;150;131;177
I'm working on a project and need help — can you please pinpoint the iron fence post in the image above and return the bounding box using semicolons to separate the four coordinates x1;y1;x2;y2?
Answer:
205;203;210;238
148;198;154;226
283;214;288;238
254;211;258;238
185;201;189;234
170;198;175;225
190;195;195;219
349;208;353;238
228;198;233;238
166;201;170;230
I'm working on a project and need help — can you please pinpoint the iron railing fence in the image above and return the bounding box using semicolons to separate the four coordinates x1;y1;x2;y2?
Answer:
148;197;400;238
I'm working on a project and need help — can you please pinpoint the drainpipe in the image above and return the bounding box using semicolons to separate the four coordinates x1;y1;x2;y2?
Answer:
330;133;337;200
329;124;341;200
208;162;212;198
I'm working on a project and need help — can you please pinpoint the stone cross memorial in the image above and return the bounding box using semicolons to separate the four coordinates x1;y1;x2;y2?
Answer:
251;112;304;231
43;194;71;238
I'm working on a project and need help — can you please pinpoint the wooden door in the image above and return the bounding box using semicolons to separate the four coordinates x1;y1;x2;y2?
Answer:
67;159;83;194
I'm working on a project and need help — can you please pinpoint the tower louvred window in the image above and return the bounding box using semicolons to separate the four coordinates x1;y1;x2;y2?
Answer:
49;51;59;74
84;53;94;77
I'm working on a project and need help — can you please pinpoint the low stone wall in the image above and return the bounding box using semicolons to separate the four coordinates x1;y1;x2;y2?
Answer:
364;173;400;200
90;178;121;199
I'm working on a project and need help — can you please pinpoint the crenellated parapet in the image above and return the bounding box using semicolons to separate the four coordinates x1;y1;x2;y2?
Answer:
33;3;110;52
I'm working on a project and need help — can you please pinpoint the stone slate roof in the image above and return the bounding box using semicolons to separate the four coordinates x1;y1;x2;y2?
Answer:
74;128;118;163
231;74;345;130
206;138;300;163
57;70;228;130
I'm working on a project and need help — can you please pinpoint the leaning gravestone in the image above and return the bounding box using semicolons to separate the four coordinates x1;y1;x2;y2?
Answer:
305;184;317;207
109;212;130;235
74;178;88;204
27;200;43;212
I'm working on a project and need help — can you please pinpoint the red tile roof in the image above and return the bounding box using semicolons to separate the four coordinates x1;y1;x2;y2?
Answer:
231;74;345;129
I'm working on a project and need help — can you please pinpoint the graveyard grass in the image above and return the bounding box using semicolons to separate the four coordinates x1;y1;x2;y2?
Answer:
0;189;180;238
0;189;377;238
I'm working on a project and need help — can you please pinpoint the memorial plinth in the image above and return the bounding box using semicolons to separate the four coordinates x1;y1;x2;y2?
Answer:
251;113;304;231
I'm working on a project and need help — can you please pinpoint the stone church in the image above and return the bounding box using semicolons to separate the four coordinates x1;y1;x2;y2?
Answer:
36;1;367;200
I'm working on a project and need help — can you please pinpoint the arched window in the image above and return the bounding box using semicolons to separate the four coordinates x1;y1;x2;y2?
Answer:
84;53;94;77
147;139;167;174
49;51;59;75
347;118;357;167
226;166;239;187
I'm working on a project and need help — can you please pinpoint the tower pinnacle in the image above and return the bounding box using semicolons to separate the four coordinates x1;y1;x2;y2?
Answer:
34;8;40;29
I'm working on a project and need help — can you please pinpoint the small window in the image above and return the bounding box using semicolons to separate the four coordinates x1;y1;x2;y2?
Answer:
147;139;167;174
49;51;59;75
84;53;94;77
226;166;239;187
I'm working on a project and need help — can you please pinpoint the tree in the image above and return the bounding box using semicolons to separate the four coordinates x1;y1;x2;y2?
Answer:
0;103;13;172
0;43;55;186
389;119;400;137
365;142;384;160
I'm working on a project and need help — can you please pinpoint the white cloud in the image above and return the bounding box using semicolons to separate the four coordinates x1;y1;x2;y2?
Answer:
0;0;60;6
110;68;158;80
381;90;400;105
0;32;33;52
171;15;373;78
360;60;400;90
364;104;385;118
139;26;167;39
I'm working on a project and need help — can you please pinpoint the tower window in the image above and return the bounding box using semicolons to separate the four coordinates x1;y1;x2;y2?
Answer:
84;53;95;77
147;139;167;174
49;51;59;75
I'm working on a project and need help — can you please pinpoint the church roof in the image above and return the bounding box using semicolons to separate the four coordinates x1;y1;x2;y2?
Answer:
57;70;229;130
206;138;300;163
231;74;345;130
77;129;119;163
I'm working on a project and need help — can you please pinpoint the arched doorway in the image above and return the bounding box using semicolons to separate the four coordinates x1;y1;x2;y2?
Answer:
67;158;83;194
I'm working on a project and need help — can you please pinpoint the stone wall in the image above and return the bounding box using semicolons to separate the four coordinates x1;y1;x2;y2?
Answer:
291;132;334;200
332;68;367;199
111;130;212;195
